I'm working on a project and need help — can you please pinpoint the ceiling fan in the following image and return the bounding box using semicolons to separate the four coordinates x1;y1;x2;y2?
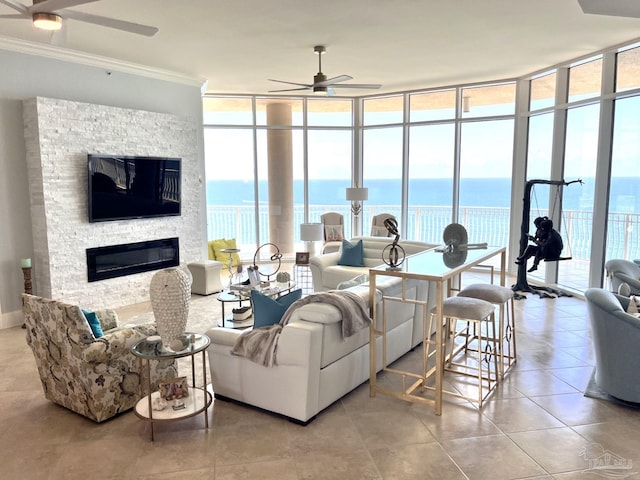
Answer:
0;0;158;36
268;46;382;95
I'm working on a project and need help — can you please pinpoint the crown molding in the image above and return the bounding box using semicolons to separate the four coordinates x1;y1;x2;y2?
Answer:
0;35;207;89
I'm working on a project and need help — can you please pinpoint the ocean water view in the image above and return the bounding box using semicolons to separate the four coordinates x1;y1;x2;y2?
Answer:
207;177;640;212
205;176;640;270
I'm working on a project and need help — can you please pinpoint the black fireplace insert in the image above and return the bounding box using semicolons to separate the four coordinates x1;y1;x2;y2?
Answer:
87;237;179;282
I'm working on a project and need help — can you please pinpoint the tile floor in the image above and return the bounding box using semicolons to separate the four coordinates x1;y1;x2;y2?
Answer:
2;271;640;480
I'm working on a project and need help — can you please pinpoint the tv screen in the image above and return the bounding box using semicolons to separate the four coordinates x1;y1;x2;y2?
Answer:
88;154;181;223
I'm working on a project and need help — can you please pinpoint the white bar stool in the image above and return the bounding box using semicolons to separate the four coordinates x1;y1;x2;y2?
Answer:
427;296;499;408
458;283;517;378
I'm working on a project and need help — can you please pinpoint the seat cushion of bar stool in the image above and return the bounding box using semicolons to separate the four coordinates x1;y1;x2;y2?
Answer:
458;283;514;304
438;296;495;321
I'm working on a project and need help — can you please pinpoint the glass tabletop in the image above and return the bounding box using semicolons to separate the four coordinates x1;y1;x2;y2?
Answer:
370;245;505;281
132;332;210;359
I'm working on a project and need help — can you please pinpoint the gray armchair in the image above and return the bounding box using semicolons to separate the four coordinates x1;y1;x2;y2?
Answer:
585;288;640;403
605;259;640;295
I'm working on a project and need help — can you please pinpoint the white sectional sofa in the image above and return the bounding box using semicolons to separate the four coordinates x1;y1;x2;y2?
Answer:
309;236;437;291
205;275;438;424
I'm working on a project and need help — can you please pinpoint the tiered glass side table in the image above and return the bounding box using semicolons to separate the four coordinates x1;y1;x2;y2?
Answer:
131;333;212;441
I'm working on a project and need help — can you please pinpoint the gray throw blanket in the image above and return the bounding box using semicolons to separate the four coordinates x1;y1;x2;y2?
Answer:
231;290;371;367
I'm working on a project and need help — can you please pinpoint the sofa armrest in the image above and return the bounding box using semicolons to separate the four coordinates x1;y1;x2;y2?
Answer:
205;327;244;347
310;251;341;291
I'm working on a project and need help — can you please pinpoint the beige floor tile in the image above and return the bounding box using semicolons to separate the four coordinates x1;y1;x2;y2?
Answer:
529;392;624;426
215;458;299;480
481;397;565;433
501;369;580;397
508;427;591;474
412;401;502;441
349;407;436;449
370;442;467;480
293;450;381;480
441;434;547;480
4;272;640;480
573;420;640;466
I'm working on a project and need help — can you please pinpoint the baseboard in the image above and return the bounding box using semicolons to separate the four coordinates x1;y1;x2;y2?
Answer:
1;309;23;329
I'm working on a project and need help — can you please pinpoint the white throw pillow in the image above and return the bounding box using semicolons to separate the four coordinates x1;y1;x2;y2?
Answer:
325;224;344;242
626;295;640;315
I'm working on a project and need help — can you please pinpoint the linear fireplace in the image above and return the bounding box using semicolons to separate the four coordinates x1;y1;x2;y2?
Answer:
87;237;179;282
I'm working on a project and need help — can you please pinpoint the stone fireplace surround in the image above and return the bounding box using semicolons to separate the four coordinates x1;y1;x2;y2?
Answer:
22;97;203;310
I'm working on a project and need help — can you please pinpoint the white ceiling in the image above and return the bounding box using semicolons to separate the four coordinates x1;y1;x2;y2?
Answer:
2;0;640;96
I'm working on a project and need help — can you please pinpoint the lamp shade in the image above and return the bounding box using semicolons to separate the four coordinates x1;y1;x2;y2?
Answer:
346;187;368;201
300;223;324;241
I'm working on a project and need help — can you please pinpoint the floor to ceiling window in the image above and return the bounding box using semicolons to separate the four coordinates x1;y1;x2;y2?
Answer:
605;45;640;267
361;96;404;234
202;38;640;294
203;96;353;257
408;90;456;244
307;98;353;239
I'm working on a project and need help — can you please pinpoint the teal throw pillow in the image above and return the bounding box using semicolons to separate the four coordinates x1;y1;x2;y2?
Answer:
338;239;365;267
82;308;104;338
251;289;302;329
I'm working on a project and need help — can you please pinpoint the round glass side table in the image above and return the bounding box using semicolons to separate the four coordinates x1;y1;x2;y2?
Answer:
131;332;212;441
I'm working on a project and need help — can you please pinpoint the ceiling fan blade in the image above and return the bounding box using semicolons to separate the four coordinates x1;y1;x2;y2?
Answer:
268;87;311;93
268;79;312;88
331;83;382;89
60;9;158;36
0;13;27;18
578;0;640;19
0;0;27;14
29;0;98;13
315;75;353;87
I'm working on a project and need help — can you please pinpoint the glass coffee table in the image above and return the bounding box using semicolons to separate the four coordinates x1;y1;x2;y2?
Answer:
217;281;297;328
131;333;212;441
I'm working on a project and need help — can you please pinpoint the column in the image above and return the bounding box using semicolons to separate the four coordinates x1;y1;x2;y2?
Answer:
266;103;294;255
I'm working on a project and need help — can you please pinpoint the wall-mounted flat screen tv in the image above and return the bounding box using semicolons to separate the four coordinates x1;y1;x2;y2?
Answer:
88;154;181;223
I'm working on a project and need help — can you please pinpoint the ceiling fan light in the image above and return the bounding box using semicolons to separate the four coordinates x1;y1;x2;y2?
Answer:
33;12;62;31
313;86;327;95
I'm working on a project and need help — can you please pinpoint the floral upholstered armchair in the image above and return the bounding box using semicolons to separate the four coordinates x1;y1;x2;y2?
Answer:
22;294;178;422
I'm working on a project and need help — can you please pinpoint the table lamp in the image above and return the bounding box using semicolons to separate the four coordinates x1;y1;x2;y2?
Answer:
300;223;324;258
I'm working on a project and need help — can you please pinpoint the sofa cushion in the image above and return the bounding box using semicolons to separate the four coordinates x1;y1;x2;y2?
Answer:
338;239;364;267
82;309;104;338
251;289;302;329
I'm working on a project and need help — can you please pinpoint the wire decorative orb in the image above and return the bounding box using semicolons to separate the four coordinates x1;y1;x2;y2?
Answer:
252;243;282;281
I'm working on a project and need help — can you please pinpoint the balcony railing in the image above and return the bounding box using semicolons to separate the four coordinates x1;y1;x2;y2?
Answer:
207;205;640;266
